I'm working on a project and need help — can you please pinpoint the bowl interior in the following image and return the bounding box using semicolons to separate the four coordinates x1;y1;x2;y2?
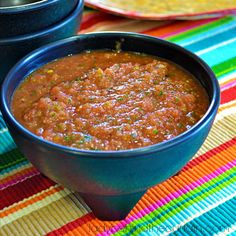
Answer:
4;33;216;103
2;33;219;157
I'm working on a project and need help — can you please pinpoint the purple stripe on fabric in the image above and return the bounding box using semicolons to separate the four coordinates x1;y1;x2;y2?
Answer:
0;170;40;190
221;80;236;91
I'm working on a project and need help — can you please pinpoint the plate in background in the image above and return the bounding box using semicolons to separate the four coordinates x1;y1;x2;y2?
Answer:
85;0;236;20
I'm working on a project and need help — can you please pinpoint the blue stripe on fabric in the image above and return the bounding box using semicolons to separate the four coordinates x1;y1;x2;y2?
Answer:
0;160;29;175
226;230;236;236
185;27;236;53
177;17;236;46
197;40;236;67
0;115;7;129
170;197;236;236
172;17;236;68
0;112;16;153
126;171;236;236
148;184;236;236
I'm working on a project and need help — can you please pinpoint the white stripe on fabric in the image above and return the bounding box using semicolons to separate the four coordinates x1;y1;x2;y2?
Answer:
0;128;8;134
161;192;236;236
196;37;236;56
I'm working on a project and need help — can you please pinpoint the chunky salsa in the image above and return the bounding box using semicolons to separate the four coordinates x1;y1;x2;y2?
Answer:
12;51;209;151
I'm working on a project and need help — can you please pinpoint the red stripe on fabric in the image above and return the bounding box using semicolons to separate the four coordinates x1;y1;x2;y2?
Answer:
0;174;55;210
80;12;123;31
181;137;236;172
140;20;175;34
81;11;99;23
164;18;217;37
46;138;236;235
220;86;236;104
142;18;216;38
47;213;93;236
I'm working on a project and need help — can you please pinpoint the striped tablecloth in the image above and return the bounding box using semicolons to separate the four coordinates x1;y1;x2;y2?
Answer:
1;8;236;236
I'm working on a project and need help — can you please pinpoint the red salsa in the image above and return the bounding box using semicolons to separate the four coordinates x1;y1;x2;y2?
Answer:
12;51;209;151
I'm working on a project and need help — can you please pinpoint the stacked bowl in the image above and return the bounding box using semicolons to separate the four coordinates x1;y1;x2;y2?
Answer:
0;0;84;82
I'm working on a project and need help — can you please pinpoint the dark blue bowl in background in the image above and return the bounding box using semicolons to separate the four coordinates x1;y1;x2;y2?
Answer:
0;0;79;37
0;32;220;221
0;0;83;83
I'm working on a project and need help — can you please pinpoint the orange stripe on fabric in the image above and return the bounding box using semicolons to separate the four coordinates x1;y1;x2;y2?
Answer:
48;140;236;236
47;214;95;236
1;193;88;235
0;185;64;218
107;141;236;228
183;138;236;170
81;11;99;22
220;77;236;86
80;11;124;31
62;145;236;236
0;166;37;185
142;19;207;37
49;213;118;236
218;100;236;112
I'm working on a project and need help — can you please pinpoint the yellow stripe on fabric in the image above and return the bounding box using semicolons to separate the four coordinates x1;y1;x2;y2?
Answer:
1;193;89;236
219;73;236;85
0;163;33;180
0;185;65;223
219;77;236;86
218;100;236;113
194;112;236;159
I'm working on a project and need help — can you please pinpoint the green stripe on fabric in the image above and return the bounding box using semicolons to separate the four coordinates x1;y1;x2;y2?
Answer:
167;16;234;42
113;167;236;236
212;57;236;77
0;160;29;175
129;173;236;236
170;197;236;236
0;148;26;171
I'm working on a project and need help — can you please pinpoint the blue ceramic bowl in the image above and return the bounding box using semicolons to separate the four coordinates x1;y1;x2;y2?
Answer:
0;32;220;221
0;0;83;83
0;0;79;37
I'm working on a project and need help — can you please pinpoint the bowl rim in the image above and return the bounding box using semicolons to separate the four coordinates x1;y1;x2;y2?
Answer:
0;32;220;158
0;0;84;44
0;0;63;12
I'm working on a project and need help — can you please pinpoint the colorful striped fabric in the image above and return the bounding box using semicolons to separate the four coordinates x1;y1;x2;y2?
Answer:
1;8;236;236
